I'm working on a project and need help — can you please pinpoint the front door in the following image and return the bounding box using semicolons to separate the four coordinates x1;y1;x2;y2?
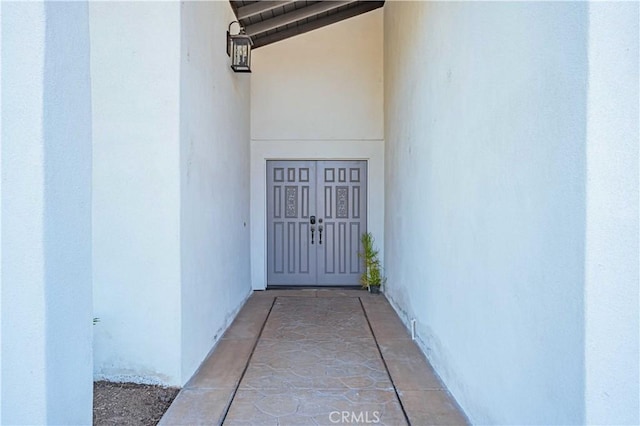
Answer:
266;160;367;286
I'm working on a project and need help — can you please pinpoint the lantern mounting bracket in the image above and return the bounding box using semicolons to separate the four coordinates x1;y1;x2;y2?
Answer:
226;21;241;57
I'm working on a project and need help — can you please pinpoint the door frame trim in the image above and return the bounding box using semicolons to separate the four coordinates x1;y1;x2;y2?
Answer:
250;139;385;290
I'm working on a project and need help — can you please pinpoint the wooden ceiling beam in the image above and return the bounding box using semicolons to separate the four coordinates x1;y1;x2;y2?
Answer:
252;1;383;49
237;1;295;20
245;0;355;37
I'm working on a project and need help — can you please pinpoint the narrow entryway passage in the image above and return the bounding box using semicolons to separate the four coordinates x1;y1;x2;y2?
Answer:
160;290;468;425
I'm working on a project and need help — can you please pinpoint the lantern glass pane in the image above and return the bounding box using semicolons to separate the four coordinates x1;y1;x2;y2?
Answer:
230;35;251;72
238;40;249;66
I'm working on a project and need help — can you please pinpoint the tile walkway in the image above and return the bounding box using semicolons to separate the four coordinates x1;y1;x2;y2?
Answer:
160;289;468;425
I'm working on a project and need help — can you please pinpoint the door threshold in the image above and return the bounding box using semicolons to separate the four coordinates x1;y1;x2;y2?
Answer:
266;285;363;290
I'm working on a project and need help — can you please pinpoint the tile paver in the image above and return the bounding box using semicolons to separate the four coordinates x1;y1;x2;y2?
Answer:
225;389;407;426
378;339;429;361
386;361;444;391
160;289;468;425
365;316;413;341
399;390;470;425
160;389;234;426
184;339;256;390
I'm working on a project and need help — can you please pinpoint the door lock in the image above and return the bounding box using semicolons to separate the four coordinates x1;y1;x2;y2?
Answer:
310;217;323;244
310;216;316;244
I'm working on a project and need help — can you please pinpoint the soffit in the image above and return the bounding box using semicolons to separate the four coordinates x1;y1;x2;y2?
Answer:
229;1;385;49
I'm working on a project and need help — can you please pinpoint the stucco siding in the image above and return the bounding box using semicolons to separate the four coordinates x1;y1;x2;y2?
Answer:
179;0;252;384
384;2;588;423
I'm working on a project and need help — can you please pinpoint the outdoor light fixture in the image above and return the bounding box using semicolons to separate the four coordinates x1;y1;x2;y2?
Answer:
227;21;253;73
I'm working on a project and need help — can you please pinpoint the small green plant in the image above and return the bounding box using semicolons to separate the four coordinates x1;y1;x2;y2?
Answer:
359;232;386;291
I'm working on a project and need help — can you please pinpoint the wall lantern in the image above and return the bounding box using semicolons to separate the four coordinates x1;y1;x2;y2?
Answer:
227;21;253;73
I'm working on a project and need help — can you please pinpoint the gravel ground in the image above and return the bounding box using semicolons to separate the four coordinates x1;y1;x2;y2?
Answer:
93;381;179;426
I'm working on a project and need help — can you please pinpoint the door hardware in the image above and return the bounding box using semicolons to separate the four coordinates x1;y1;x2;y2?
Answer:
318;224;323;245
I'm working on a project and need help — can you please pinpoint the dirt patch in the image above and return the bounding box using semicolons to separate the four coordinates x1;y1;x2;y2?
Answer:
93;381;179;426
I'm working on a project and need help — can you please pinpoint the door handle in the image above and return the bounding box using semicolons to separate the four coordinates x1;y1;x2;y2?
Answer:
310;225;315;244
318;224;323;245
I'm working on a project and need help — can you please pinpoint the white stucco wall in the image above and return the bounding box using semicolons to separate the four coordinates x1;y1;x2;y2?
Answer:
384;2;588;424
250;9;384;289
2;4;48;418
585;3;639;424
251;9;383;141
2;1;93;423
180;0;252;383
92;1;253;386
91;2;183;385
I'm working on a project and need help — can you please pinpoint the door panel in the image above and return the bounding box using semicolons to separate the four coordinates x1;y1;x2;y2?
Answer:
267;161;317;285
266;160;367;286
316;161;367;285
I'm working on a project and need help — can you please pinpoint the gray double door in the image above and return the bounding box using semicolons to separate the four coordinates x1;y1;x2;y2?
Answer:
267;160;367;286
